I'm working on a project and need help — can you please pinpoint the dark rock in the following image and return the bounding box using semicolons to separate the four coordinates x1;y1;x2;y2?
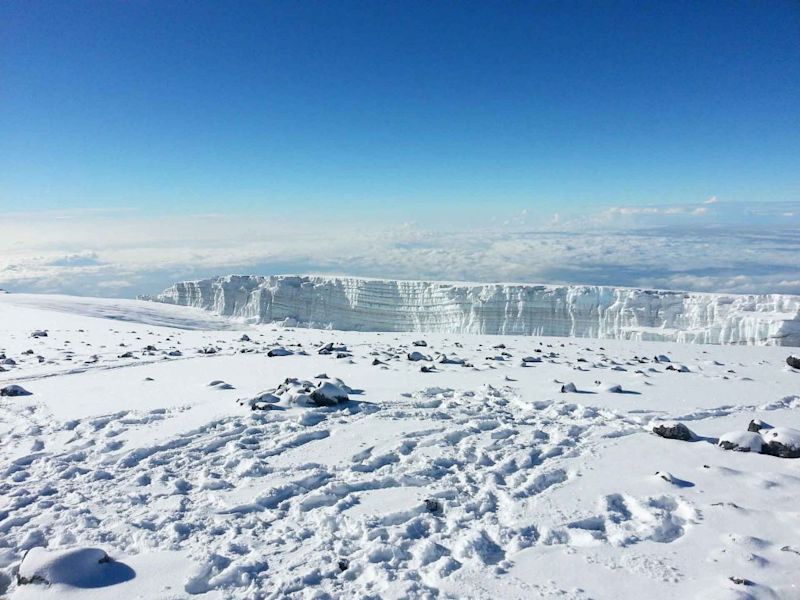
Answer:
424;498;442;513
762;443;800;459
747;419;772;432
652;422;695;441
787;355;800;369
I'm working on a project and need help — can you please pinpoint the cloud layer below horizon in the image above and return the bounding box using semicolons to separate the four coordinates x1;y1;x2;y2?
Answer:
2;201;798;298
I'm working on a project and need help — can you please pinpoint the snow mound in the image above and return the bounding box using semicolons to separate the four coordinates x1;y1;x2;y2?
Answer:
17;547;134;588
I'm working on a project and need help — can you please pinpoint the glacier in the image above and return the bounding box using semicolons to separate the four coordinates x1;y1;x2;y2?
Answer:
150;275;800;346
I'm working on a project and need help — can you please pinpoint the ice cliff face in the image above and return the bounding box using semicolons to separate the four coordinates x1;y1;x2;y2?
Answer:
152;275;800;346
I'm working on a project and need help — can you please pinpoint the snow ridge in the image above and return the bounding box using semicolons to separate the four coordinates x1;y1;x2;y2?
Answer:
152;275;800;346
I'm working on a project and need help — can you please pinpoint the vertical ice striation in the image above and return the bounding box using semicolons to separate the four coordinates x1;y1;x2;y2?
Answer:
152;275;800;346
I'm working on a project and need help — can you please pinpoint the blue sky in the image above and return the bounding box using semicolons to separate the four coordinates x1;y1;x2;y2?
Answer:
1;1;799;295
2;1;799;218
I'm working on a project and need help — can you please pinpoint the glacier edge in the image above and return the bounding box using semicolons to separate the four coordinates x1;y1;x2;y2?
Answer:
149;275;800;346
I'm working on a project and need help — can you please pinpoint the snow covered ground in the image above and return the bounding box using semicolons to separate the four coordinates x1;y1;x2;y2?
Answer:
1;292;799;599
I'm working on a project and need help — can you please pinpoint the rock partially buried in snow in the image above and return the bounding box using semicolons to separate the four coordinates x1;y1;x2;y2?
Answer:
747;419;772;433
310;381;350;406
1;384;32;397
718;431;764;453
787;355;800;370
598;383;623;393
241;377;352;409
652;422;695;441
243;391;282;410
208;380;235;390
17;546;132;587
267;347;293;357
760;428;800;458
560;382;577;393
407;351;431;362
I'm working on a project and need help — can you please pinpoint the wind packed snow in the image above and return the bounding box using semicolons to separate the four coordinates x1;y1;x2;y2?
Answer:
1;292;800;599
151;275;800;346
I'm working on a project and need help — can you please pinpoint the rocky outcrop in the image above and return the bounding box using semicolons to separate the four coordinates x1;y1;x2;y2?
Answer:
151;275;800;346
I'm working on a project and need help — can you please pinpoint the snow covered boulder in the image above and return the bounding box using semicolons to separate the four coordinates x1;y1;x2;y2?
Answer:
1;384;32;397
310;381;349;406
560;382;577;393
787;355;800;370
407;351;431;362
31;330;48;338
17;547;133;587
760;428;800;458
242;377;352;409
652;422;695;441
718;431;764;453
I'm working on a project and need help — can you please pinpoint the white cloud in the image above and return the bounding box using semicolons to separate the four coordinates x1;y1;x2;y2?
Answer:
1;203;798;297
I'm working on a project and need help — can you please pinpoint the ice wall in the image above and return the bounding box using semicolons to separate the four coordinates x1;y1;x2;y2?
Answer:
152;275;800;346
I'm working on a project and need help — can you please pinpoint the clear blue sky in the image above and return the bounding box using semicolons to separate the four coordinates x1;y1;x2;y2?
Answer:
2;1;799;219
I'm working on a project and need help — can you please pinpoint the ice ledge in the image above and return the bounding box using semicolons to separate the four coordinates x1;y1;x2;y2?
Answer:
149;275;800;346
